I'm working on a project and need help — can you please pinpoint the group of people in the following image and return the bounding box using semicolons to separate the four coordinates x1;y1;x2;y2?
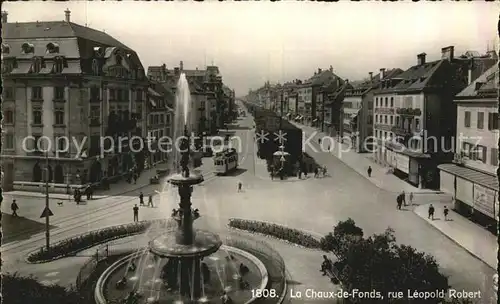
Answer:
132;192;154;222
73;185;94;204
396;191;414;210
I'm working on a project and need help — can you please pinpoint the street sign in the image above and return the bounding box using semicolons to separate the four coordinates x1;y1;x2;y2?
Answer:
40;207;54;218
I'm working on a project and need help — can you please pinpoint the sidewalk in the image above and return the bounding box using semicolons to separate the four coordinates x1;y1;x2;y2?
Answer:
5;163;170;201
414;203;497;269
292;121;440;194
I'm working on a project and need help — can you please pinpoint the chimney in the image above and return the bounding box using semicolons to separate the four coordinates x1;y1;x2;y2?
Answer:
180;61;184;71
380;68;386;79
64;8;71;22
345;79;349;84
1;11;7;23
369;72;373;81
417;53;426;65
329;65;333;72
318;68;322;74
468;58;474;85
161;63;166;70
441;46;454;61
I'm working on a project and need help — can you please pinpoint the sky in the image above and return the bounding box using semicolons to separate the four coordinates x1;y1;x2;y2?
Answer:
3;1;498;96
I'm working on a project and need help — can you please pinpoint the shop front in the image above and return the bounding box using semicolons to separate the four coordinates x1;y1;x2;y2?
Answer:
438;163;498;231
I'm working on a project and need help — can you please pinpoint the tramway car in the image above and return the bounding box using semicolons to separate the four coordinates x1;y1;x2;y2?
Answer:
214;148;238;175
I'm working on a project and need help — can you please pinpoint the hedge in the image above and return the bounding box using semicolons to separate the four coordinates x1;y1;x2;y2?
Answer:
228;218;321;249
26;220;168;263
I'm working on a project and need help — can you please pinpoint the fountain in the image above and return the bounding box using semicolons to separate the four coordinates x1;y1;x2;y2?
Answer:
94;71;275;304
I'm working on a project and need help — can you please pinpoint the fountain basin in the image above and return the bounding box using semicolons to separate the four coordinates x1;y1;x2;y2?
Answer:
96;246;268;304
149;230;222;258
168;173;204;186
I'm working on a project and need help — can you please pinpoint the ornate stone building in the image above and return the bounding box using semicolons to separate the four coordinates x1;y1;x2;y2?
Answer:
1;10;148;192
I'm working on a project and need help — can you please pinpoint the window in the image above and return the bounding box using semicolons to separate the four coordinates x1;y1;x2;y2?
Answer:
384;97;388;107
475;145;486;163
31;58;42;73
395;116;400;127
32;87;42;100
33;135;42;151
3;110;14;124
491;148;498;166
55;136;67;152
477;112;484;129
90;87;100;101
46;43;59;54
3;87;14;99
464;111;471;127
21;43;34;54
54;86;65;100
384;115;388;124
54;57;64;74
136;105;142;119
415;118;420;131
390;116;393;125
109;88;116;101
390;97;394;107
32;108;43;125
367;115;372;125
2;43;10;54
92;59;100;76
488;112;499;130
136;89;143;101
90;105;100;125
116;55;123;65
54;108;65;125
4;134;14;150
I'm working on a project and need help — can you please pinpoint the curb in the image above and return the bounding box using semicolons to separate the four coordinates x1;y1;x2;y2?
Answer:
412;207;496;270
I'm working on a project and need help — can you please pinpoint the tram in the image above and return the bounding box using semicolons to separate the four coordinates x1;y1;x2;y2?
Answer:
214;148;238;175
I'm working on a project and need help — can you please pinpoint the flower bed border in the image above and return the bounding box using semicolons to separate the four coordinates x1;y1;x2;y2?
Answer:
227;218;322;250
26;219;168;264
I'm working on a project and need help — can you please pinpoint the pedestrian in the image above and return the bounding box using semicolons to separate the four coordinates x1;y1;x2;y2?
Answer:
323;166;328;177
133;204;139;222
134;173;138;184
318;138;322;145
11;200;19;217
148;195;154;207
139;192;144;206
367;166;372;177
443;206;449;221
428;204;435;220
401;191;406;206
396;193;403;210
327;145;331;152
314;167;319;178
86;186;91;200
237;182;242;192
409;192;414;206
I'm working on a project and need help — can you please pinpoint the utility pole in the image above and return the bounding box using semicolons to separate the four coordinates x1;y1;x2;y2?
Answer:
44;151;50;251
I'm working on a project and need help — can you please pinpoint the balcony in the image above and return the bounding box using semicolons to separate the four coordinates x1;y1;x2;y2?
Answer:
374;108;394;114
374;124;392;132
396;108;422;116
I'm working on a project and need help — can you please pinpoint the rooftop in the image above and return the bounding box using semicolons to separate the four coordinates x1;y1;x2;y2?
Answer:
455;65;498;99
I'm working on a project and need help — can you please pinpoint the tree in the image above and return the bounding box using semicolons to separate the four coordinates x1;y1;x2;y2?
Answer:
324;221;449;303
320;218;363;255
2;273;88;304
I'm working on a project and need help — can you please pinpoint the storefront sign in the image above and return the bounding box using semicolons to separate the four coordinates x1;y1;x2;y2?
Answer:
456;178;474;205
394;153;409;174
473;184;496;219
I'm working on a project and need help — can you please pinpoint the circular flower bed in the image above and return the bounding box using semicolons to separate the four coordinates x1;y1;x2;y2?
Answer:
27;220;167;264
228;218;321;249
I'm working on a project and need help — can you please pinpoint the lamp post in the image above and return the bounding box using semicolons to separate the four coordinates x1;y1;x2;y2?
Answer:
44;151;50;251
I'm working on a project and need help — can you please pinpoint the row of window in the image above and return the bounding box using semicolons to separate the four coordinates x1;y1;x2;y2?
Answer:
375;96;394;108
375;115;421;130
463;111;499;130
3;108;65;126
149;113;166;125
31;57;66;74
2;134;67;152
462;142;498;166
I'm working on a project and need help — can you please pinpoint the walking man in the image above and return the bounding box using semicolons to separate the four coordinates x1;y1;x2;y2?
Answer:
148;195;154;207
443;206;449;221
367;166;372;177
409;192;414;206
237;182;242;192
428;204;435;220
139;192;144;206
402;191;407;206
11;200;19;217
133;204;139;222
396;193;403;210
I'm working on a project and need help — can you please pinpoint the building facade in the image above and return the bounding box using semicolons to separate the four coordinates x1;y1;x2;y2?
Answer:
438;65;498;228
373;46;496;189
1;10;148;192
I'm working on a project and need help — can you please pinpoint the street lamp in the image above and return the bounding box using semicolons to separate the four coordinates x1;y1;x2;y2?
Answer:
43;151;50;251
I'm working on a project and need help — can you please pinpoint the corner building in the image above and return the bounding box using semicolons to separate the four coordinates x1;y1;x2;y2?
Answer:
1;10;149;192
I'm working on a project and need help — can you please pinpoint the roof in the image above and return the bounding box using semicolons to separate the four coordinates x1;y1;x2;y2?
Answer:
325;82;353;106
2;21;131;51
438;163;497;190
375;60;444;93
346;69;404;97
304;69;340;86
456;65;498;99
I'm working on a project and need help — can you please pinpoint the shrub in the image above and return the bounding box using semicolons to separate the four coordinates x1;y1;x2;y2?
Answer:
2;272;88;304
228;218;321;249
320;218;363;255
27;220;165;263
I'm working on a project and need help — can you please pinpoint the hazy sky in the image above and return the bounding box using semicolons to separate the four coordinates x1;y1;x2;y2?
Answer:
4;1;498;96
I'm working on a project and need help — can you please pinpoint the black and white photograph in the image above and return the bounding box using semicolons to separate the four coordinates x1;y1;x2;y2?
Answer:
0;1;498;304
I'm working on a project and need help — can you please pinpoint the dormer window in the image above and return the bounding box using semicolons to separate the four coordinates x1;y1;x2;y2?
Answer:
46;43;59;54
92;59;100;76
21;42;35;54
31;57;43;73
116;54;122;66
54;57;65;74
1;43;10;54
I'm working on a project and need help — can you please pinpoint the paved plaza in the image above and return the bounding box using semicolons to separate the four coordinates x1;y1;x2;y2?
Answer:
1;103;497;302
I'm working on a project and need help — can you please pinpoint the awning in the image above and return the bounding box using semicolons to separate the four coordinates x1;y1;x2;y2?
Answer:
313;118;318;122
438;163;498;190
149;99;157;107
295;115;301;120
